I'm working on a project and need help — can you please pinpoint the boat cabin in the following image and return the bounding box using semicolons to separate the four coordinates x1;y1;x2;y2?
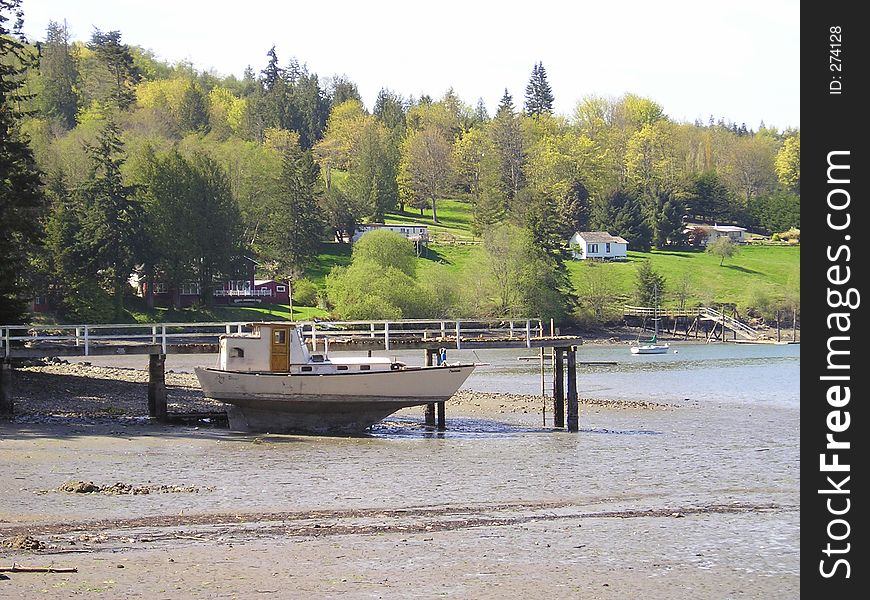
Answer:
218;323;396;374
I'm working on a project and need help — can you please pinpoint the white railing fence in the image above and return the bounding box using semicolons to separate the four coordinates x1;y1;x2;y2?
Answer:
1;318;546;356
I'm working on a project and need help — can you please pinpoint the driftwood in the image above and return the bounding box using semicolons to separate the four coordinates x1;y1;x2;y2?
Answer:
0;564;78;573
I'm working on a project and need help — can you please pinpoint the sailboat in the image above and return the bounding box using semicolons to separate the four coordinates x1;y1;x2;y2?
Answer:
631;285;670;355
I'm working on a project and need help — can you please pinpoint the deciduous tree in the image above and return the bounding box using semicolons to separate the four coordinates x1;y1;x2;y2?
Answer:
399;125;453;222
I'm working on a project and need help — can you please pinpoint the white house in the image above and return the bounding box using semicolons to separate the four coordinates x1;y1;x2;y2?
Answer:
350;223;430;245
569;231;629;260
685;224;747;246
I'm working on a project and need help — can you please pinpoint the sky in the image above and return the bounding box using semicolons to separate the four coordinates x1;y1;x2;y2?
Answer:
19;0;800;130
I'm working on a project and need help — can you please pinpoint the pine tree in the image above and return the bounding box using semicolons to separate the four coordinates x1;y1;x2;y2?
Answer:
473;97;489;123
267;144;324;275
497;88;514;116
635;260;666;307
261;46;283;91
39;20;80;130
77;120;143;319
374;88;406;131
491;89;525;202
87;29;140;109
524;62;554;116
1;0;47;323
178;81;210;133
589;188;652;251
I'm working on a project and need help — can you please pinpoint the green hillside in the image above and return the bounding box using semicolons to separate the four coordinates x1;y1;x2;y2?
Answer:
308;199;799;317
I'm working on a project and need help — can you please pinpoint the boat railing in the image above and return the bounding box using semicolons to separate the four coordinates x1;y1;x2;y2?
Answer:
299;318;546;350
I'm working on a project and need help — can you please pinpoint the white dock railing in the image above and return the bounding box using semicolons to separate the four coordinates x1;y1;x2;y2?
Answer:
1;319;546;356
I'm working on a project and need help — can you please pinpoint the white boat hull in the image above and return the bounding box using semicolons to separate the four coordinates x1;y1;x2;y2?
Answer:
195;365;475;434
630;344;669;355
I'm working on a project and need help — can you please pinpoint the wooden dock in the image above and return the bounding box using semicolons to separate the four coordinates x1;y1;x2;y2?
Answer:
1;319;586;432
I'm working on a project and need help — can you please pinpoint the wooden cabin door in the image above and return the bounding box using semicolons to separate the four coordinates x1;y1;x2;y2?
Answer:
270;327;290;372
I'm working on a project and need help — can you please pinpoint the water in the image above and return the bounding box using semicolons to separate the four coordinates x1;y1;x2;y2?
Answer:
5;342;800;585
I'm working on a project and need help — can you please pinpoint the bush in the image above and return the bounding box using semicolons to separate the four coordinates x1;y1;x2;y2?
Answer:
60;281;116;323
778;227;800;243
292;279;320;306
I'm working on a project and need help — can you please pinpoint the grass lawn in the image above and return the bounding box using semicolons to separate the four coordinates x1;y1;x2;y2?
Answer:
127;303;327;324
566;245;800;310
306;242;353;286
385;199;476;241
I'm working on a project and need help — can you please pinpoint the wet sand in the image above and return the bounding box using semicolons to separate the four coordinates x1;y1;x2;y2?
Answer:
0;363;799;598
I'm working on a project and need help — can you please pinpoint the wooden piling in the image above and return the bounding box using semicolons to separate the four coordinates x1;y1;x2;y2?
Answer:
424;349;437;427
436;401;446;431
148;353;167;422
566;346;579;432
553;347;565;428
0;361;12;419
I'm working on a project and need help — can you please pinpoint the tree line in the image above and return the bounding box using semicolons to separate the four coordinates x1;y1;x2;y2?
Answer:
1;4;800;323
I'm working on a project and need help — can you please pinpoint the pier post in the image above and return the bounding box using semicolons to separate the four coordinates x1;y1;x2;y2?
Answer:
566;346;579;432
553;347;565;429
148;353;167;422
436;401;446;431
424;349;437;427
0;361;13;419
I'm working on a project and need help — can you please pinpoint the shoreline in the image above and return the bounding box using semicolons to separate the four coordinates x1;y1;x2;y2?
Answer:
7;362;677;425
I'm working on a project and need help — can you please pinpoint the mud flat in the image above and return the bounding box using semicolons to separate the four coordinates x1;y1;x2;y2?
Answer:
0;358;798;598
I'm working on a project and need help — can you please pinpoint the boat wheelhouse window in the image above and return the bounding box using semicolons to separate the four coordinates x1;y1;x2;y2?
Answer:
274;330;286;345
229;347;245;358
300;366;313;372
359;365;371;371
310;354;325;362
337;365;348;371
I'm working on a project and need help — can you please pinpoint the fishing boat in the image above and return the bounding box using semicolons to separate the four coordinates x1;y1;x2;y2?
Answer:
195;322;476;434
630;285;669;355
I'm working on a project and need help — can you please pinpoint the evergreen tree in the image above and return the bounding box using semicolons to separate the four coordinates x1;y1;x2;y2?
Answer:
373;88;406;131
261;46;283;90
178;81;210;133
635;260;666;307
524;62;554;116
348;119;399;221
491;89;525;203
38;20;79;130
589;188;652;251
266;144;324;275
141;150;197;308
1;0;47;323
658;194;687;246
473;97;489;123
289;70;329;149
87;29;140;109
77;120;143;319
42;176;84;309
328;75;361;106
186;154;242;304
555;180;590;238
686;171;737;223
